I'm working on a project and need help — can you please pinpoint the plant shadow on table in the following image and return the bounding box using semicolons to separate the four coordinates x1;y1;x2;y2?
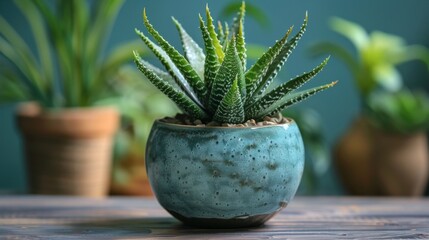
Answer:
68;217;259;237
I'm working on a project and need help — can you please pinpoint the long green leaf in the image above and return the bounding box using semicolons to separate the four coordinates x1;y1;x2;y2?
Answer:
0;59;47;105
213;78;245;123
253;13;308;98
72;0;90;105
14;0;54;100
135;58;181;90
87;0;125;63
310;42;359;80
232;2;246;70
0;17;45;91
172;17;205;80
246;57;329;117
33;0;74;106
199;15;220;101
223;22;230;51
236;19;246;70
143;9;207;105
217;21;225;44
0;73;28;104
245;26;293;97
56;0;80;106
253;81;338;119
0;36;48;105
206;5;225;62
135;29;203;108
134;51;208;120
208;38;242;113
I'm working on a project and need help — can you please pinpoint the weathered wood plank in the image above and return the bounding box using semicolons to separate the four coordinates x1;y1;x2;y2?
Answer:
0;196;428;239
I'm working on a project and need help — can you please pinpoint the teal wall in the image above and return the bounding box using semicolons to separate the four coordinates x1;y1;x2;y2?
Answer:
1;0;428;193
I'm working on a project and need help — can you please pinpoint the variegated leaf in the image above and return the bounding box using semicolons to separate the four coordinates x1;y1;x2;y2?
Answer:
208;38;242;113
137;58;181;90
217;21;225;44
213;78;244;124
206;5;225;62
199;15;220;100
143;9;208;105
222;22;230;52
244;26;293;98
231;1;245;35
134;51;208;120
172;17;205;80
135;28;203;108
233;2;246;70
246;57;329;117
251;81;338;120
253;12;308;98
236;19;246;71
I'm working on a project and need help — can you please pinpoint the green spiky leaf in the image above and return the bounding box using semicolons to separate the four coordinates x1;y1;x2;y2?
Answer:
135;29;203;108
208;38;243;113
234;2;246;70
143;9;208;104
213;78;245;123
206;5;225;62
173;17;205;80
217;21;225;45
254;81;338;120
246;57;330;118
253;13;308;98
134;51;208;120
245;26;293;97
223;22;230;51
199;15;220;98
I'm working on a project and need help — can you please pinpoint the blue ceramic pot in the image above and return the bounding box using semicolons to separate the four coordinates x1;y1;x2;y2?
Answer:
146;119;304;228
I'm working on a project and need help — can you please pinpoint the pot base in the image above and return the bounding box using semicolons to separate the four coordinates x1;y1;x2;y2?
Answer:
167;202;287;229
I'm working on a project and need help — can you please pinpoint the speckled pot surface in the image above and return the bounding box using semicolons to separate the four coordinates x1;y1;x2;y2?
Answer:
146;119;304;228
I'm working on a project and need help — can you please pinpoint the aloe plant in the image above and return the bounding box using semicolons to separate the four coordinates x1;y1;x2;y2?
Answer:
134;3;336;124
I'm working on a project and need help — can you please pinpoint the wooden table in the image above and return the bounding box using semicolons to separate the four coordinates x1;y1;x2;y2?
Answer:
0;196;428;239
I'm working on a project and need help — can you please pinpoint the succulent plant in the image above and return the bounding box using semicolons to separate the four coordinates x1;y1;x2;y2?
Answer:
133;3;336;124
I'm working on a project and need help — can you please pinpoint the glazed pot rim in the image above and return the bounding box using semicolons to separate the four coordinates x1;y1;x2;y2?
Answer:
154;117;296;130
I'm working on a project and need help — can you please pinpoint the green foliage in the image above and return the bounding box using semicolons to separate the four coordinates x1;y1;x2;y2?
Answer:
134;3;336;124
312;17;429;133
366;90;429;134
0;0;145;108
311;17;429;98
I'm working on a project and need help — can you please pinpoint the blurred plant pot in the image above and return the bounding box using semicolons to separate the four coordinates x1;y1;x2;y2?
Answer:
334;116;428;196
17;103;119;197
110;153;153;196
146;119;304;228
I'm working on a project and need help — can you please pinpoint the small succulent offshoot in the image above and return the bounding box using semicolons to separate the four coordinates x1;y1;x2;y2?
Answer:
133;3;337;124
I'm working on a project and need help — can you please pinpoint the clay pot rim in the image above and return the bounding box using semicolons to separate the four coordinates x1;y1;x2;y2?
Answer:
154;117;296;130
16;102;119;138
16;102;118;119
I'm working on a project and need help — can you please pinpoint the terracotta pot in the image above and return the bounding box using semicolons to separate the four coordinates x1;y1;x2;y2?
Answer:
17;103;119;197
334;116;428;196
110;154;153;196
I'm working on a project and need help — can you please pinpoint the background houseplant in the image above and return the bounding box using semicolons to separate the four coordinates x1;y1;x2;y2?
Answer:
0;0;144;196
134;3;336;227
104;66;178;196
313;17;429;196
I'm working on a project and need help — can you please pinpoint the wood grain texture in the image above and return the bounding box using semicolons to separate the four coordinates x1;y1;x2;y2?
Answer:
0;196;428;239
